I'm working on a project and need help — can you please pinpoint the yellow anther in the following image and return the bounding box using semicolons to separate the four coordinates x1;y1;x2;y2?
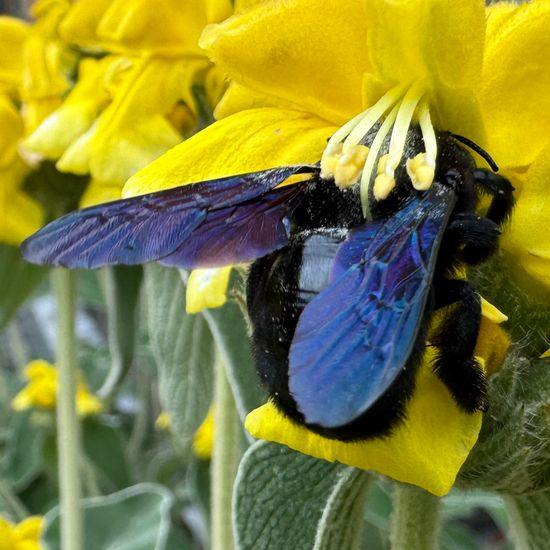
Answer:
406;153;435;190
373;154;396;200
320;142;343;180
373;172;396;201
334;144;369;188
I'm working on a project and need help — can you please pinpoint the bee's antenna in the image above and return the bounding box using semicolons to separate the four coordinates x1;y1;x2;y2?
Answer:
450;133;499;172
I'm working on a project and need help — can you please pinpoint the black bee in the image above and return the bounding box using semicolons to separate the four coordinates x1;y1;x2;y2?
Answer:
20;128;514;441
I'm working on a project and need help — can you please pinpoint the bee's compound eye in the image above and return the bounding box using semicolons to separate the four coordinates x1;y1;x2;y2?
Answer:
444;169;462;191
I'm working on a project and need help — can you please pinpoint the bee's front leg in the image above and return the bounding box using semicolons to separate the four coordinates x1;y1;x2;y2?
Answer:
431;278;488;413
446;213;501;265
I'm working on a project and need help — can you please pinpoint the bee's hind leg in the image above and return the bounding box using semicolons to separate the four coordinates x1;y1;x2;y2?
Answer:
431;278;488;413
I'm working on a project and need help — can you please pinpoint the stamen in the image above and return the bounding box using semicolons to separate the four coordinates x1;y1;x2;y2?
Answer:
342;83;407;154
385;82;426;179
406;100;437;190
334;144;369;188
360;103;399;217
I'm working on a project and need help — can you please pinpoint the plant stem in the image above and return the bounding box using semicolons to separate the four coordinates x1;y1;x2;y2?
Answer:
53;269;81;550
211;356;241;550
0;477;29;521
390;483;441;550
504;491;550;550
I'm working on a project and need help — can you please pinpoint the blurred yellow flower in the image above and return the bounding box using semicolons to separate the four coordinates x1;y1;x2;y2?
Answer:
186;266;232;314
0;515;44;550
12;359;103;417
155;409;214;460
23;0;234;206
193;408;214;460
0;4;74;247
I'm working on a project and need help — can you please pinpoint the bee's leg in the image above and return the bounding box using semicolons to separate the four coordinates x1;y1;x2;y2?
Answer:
472;169;515;226
446;213;501;265
431;278;488;413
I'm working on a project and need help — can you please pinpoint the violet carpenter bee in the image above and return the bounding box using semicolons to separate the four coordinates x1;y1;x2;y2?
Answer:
21;127;514;441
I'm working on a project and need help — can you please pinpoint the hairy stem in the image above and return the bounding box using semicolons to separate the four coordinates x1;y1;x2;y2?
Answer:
211;356;241;550
504;491;550;550
53;269;81;550
390;483;441;550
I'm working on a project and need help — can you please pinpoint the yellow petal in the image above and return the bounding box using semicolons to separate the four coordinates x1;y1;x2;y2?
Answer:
214;82;307;120
364;0;485;140
13;516;43;543
0;95;24;168
200;0;370;124
79;179;123;208
22;56;113;160
156;412;171;430
76;385;104;416
205;0;233;24
480;297;508;324
193;408;214;459
59;0;112;49
97;0;208;56
474;316;510;377
186;267;232;314
56;121;95;175
501;143;550;291
88;56;189;185
123;108;334;196
246;347;482;497
0;16;30;95
30;0;71;38
481;0;550;168
0;158;42;247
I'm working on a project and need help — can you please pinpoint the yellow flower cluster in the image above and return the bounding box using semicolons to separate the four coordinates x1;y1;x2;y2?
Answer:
0;0;72;246
23;0;233;207
0;515;43;550
12;359;103;417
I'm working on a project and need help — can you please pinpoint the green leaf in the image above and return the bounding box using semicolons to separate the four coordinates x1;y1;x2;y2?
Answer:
82;418;131;491
42;483;174;550
97;266;143;400
234;441;346;549
0;410;46;490
313;469;371;550
145;264;214;440
203;301;266;419
0;244;46;328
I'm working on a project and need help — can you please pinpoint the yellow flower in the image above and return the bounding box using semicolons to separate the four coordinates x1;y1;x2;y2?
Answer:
23;0;234;206
186;266;232;314
117;0;538;493
0;95;42;246
0;515;44;550
12;359;103;417
193;408;214;460
478;1;550;294
155;409;214;460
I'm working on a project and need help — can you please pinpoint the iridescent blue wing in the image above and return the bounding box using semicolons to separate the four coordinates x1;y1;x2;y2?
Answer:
289;183;457;429
21;166;316;269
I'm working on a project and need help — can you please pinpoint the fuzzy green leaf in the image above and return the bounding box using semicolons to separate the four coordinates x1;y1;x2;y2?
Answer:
42;483;173;550
202;301;265;419
97;265;143;400
145;264;214;440
314;469;371;550
234;441;347;549
0;244;46;328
